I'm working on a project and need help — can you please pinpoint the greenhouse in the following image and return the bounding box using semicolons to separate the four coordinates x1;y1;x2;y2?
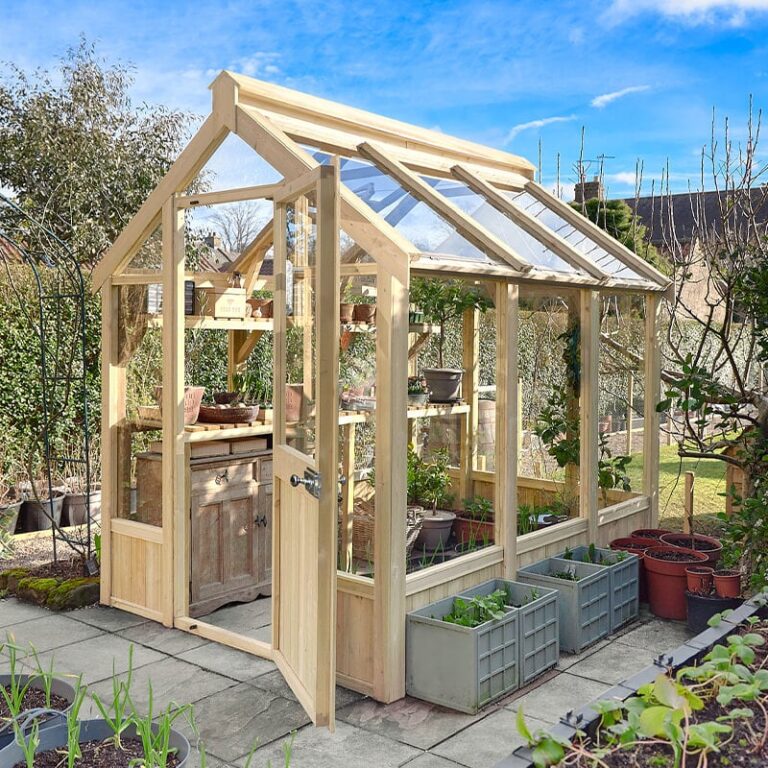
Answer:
91;70;669;728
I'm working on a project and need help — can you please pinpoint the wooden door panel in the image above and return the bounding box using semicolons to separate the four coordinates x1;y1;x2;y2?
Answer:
224;493;256;588
191;497;224;602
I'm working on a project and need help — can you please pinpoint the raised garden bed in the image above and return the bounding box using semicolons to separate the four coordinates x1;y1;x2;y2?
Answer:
406;585;519;713
557;545;639;632
516;557;611;653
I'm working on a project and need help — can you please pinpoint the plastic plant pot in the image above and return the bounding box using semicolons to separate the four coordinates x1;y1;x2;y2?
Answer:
644;546;709;620
685;591;742;634
422;368;463;403
610;537;656;603
660;532;723;566
714;569;741;598
685;565;714;595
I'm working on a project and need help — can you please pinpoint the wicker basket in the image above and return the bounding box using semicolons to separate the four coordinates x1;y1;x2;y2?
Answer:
350;500;424;561
197;404;260;424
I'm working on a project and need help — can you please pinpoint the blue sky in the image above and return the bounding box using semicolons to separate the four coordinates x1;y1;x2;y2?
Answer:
3;0;768;198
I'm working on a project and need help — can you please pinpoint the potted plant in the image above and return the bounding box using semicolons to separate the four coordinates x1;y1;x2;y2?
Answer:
407;376;429;407
517;556;611;653
713;568;741;597
340;284;355;323
247;290;273;318
454;496;494;547
406;585;520;713
559;544;639;631
413;449;456;552
410;278;491;403
352;293;376;324
644;545;709;620
660;531;723;565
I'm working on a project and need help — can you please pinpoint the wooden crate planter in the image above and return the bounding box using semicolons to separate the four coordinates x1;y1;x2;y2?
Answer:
458;579;559;686
517;557;611;653
555;545;640;632
406;592;519;713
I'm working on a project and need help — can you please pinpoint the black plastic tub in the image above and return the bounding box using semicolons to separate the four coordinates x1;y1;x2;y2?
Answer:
685;591;742;634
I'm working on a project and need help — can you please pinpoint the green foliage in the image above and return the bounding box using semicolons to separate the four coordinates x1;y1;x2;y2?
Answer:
408;448;453;513
517;503;538;535
442;589;507;627
410;278;491;367
569;198;668;275
463;496;493;521
718;486;768;590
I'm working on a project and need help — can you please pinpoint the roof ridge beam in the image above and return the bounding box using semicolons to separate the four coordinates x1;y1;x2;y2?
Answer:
358;142;532;274
451;165;608;281
525;181;669;287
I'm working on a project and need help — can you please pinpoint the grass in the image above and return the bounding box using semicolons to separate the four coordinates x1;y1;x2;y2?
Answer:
625;442;729;537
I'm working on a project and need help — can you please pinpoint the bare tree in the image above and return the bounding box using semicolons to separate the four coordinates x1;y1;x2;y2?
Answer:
208;202;266;254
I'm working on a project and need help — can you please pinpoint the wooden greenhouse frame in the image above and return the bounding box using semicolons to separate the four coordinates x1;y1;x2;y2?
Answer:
93;71;670;728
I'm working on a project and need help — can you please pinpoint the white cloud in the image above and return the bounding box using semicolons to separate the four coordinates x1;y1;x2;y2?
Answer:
604;0;768;26
504;115;576;144
591;85;650;109
607;171;641;186
231;52;282;79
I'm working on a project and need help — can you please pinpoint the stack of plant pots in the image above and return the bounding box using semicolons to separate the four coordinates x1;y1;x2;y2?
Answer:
684;564;742;633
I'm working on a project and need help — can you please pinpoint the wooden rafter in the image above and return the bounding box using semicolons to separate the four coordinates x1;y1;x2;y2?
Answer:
525;181;669;287
358;142;531;274
451;165;608;280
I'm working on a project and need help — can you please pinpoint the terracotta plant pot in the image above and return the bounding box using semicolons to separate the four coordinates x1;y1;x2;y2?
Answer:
285;384;304;423
340;302;354;323
247;297;273;318
685;565;714;595
423;368;463;403
713;569;741;598
610;537;659;603
631;528;673;541
155;385;205;425
353;303;376;324
660;532;723;565
644;545;709;620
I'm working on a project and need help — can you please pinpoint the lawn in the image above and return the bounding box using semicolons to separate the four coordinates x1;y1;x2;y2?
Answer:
626;442;729;537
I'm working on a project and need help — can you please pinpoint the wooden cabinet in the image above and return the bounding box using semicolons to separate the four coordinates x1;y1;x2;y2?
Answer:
135;449;272;618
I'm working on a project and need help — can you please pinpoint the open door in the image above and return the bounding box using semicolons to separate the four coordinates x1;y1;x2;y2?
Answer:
272;164;340;728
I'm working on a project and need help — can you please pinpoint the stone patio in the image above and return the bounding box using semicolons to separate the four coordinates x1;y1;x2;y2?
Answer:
0;599;693;767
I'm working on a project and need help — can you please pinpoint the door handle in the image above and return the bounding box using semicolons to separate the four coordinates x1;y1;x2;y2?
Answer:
289;469;321;499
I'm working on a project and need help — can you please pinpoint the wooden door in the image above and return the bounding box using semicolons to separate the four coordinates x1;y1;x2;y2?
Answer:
271;165;340;728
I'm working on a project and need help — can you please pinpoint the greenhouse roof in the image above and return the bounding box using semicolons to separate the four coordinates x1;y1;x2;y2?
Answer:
93;71;669;293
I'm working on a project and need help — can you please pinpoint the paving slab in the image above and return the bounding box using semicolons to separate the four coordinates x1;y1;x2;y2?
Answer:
34;633;165;684
204;598;272;635
555;638;610;670
69;604;149;632
432;708;550;768
178;641;276;681
176;682;310;763
0;598;49;628
567;639;657;686
88;656;236;714
234;720;420;768
504;672;608;725
119;621;210;656
248;669;363;710
1;613;102;653
402;754;467;768
338;696;484;750
614;618;692;654
181;752;231;768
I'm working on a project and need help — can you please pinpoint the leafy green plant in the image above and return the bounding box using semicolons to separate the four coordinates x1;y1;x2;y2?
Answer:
517;503;538;535
0;638;34;718
409;278;491;367
562;546;573;561
90;645;135;748
442;589;507;628
550;569;578;581
128;683;190;768
65;679;86;768
12;719;39;768
413;449;453;515
407;376;428;395
463;496;493;522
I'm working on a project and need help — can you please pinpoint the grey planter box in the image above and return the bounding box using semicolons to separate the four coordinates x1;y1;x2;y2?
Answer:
458;579;559;685
555;546;639;632
406;592;519;713
517;558;610;653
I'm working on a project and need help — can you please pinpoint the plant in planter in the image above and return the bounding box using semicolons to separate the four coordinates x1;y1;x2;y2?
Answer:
247;289;273;318
644;545;710;620
517;504;538;535
455;496;494;547
410;278;491;402
340;283;355;323
660;532;723;565
407;376;429;407
413;449;456;552
352;292;376;324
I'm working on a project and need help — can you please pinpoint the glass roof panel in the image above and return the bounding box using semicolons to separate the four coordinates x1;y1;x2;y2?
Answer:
308;149;506;266
427;177;575;273
505;190;643;280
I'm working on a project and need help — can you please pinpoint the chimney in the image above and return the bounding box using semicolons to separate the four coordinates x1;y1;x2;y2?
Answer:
574;176;604;204
204;232;222;249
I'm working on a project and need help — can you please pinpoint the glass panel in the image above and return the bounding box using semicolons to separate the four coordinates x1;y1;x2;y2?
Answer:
308;149;500;265
427;178;575;273
284;192;318;457
507;191;645;280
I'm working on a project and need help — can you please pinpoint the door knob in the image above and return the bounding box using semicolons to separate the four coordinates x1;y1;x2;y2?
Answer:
290;469;321;498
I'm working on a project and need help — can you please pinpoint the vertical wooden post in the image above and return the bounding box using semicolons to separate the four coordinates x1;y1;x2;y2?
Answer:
340;423;356;569
565;302;580;500
100;279;124;606
626;371;634;456
496;281;519;577
460;307;480;503
683;471;695;534
644;292;662;527
373;263;408;702
162;196;185;627
579;290;600;544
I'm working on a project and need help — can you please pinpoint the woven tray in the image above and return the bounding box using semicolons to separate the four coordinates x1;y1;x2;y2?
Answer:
350;500;424;560
197;404;260;424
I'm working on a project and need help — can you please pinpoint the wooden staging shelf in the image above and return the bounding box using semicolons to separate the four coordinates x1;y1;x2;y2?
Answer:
338;403;470;425
145;315;274;331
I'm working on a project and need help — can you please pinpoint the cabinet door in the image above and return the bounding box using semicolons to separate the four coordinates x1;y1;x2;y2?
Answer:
190;494;226;604
223;489;258;591
253;483;272;585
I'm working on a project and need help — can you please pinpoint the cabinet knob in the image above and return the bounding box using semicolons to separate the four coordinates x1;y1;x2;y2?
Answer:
215;471;229;485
